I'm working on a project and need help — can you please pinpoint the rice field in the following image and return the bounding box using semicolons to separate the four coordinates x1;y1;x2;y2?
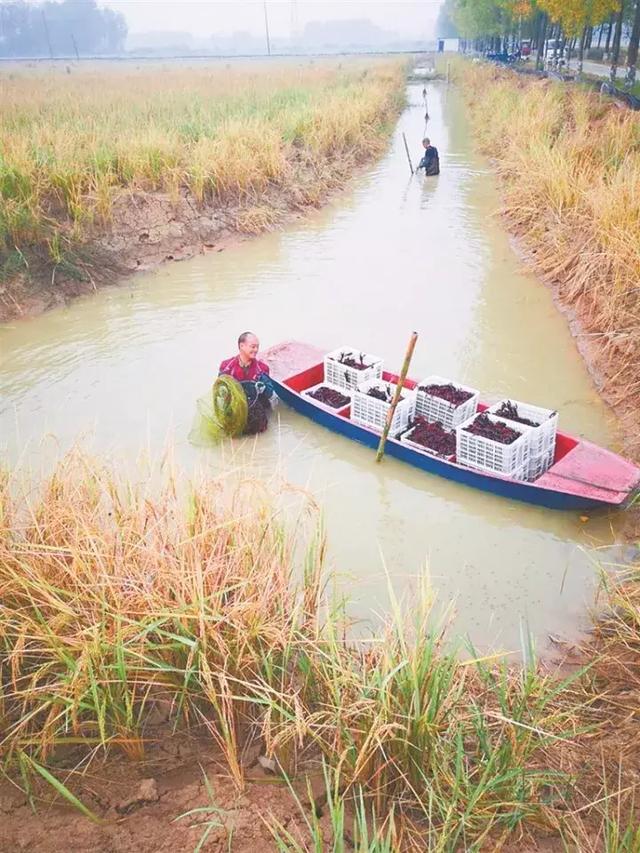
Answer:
1;453;638;849
0;59;405;267
456;61;640;458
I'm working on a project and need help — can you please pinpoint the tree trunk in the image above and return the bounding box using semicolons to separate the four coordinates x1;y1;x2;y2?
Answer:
577;26;587;77
555;25;564;69
536;13;547;71
532;10;542;49
604;13;614;56
610;1;625;83
550;22;559;66
625;0;640;89
597;23;604;49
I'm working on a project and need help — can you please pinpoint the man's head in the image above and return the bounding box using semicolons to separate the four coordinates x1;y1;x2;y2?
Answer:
422;137;431;149
238;331;259;362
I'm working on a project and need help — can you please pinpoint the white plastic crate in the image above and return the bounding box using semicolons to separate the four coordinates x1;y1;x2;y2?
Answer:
352;380;415;435
488;399;558;458
416;375;479;431
303;383;351;412
400;425;455;461
456;412;532;477
510;463;529;482
324;347;383;392
525;447;555;481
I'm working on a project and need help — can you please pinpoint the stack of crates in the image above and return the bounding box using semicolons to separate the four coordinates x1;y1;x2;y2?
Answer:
487;400;558;481
323;347;383;392
456;412;532;480
351;379;415;435
415;375;479;431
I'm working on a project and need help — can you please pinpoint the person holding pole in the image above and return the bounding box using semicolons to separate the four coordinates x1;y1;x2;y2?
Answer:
417;137;440;176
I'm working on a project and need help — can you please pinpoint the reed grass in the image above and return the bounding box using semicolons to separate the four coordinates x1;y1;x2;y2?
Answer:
0;452;599;849
0;60;405;265
456;62;640;457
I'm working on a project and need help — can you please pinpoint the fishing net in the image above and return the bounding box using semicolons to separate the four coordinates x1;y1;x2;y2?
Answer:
188;375;274;446
188;375;249;446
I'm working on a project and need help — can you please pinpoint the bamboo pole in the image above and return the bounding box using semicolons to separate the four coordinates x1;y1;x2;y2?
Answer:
375;332;418;463
401;132;414;175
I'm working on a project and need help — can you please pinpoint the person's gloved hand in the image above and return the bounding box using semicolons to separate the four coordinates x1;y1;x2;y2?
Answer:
257;373;275;399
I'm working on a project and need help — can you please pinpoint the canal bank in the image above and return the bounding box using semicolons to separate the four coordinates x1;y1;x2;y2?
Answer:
456;61;640;511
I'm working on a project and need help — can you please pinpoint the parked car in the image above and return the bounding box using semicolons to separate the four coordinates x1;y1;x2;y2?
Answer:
544;39;567;60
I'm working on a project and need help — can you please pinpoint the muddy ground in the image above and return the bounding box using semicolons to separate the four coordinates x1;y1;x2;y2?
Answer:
0;732;325;852
3;636;637;853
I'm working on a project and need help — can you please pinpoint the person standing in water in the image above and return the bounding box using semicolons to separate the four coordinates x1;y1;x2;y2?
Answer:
417;137;440;176
219;332;272;434
219;332;269;382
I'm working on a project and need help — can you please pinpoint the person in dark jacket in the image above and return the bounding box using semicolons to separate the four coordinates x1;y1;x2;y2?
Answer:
417;138;440;176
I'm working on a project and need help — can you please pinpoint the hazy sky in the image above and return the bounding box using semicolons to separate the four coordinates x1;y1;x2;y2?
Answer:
100;1;441;39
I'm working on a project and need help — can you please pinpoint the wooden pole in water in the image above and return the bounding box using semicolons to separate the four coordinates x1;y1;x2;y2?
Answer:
401;132;414;175
375;332;418;463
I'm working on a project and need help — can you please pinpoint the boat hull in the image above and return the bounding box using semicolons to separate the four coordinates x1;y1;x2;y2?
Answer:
272;378;634;511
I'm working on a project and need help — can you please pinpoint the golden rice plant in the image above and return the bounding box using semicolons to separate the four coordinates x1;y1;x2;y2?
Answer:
0;452;324;783
0;60;405;259
0;452;592;846
457;62;640;454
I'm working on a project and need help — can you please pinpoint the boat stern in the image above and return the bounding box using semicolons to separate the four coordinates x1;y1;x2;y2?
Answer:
536;440;640;507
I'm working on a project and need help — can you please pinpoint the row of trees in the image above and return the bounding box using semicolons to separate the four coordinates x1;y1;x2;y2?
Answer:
437;0;640;89
0;0;127;57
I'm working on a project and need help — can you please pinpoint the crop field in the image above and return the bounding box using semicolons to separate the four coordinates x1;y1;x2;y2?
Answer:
0;58;405;270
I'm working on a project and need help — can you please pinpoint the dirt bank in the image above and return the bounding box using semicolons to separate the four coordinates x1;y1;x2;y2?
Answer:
0;158;366;324
2;642;638;853
0;733;326;852
1;58;407;324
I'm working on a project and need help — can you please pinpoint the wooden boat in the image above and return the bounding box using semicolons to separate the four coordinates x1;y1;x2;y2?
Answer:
266;342;640;512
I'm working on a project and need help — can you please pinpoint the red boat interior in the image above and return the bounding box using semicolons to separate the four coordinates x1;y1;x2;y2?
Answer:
283;363;579;469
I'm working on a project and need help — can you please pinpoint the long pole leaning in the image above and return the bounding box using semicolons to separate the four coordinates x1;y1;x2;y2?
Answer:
402;132;414;175
375;332;418;463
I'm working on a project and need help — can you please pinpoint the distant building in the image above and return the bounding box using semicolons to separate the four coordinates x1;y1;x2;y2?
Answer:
437;37;460;53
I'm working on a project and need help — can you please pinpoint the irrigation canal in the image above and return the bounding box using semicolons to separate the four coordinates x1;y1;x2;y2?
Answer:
0;83;623;654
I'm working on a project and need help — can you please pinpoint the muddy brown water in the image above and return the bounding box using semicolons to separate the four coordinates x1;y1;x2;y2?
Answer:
0;83;624;654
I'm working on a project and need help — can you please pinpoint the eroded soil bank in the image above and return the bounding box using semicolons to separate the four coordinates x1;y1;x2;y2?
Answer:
0;158;377;323
0;734;323;853
0;58;405;323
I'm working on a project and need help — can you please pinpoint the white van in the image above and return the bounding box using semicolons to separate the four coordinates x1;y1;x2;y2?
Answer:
544;38;567;60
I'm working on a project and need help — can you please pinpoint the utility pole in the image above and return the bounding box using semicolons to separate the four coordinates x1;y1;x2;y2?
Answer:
290;0;298;52
41;9;53;59
263;0;271;56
